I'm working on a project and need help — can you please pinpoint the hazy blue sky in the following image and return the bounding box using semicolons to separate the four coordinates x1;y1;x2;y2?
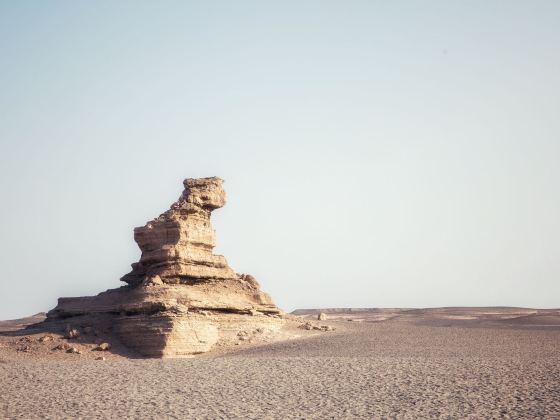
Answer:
1;1;559;319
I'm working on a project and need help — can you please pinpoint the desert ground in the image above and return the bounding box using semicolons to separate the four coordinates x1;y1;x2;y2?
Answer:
1;308;559;419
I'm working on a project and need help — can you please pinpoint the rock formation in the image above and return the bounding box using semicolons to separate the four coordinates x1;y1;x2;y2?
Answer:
46;177;283;357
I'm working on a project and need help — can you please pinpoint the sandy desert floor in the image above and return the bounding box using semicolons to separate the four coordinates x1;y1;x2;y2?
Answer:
1;308;559;419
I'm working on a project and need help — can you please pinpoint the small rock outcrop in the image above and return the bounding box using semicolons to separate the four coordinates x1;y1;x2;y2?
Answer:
46;177;283;357
93;343;111;351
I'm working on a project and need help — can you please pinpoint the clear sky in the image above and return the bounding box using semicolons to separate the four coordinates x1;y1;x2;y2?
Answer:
1;1;559;319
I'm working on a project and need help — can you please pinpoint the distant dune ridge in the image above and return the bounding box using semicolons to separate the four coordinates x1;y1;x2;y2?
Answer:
0;313;46;332
37;177;285;357
292;307;560;327
292;307;559;314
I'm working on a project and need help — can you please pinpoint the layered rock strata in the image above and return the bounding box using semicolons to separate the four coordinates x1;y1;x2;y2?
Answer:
47;177;283;357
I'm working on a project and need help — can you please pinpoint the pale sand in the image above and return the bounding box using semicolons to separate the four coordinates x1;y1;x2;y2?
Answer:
1;309;559;419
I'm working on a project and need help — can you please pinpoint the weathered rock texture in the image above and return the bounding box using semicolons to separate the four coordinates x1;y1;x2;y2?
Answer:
46;177;283;357
121;177;237;285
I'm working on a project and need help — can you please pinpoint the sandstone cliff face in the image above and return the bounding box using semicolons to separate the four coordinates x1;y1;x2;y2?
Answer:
47;177;283;357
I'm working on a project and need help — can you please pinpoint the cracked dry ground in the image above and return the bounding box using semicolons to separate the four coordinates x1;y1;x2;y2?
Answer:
1;317;559;419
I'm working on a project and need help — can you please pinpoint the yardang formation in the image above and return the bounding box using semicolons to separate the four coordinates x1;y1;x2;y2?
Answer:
46;177;283;357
